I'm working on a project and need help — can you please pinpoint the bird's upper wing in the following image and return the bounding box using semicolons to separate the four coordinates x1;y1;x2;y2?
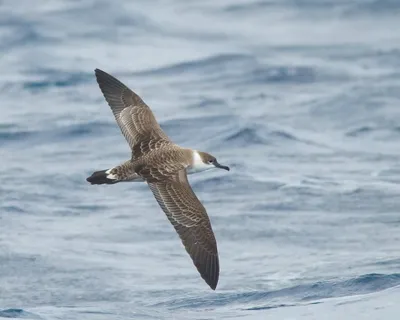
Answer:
147;169;220;290
94;68;172;159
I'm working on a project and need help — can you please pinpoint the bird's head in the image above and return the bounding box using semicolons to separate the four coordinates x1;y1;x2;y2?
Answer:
192;151;230;173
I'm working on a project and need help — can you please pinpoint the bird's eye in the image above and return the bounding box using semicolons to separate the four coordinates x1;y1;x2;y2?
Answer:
208;159;214;164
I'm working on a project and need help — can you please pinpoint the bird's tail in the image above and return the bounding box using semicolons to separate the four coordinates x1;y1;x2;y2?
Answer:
86;169;119;185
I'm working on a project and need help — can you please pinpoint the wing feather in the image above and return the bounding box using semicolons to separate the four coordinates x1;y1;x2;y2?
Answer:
147;170;219;290
94;69;171;158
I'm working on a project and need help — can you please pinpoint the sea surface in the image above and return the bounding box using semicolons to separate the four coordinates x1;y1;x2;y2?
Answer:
1;0;400;319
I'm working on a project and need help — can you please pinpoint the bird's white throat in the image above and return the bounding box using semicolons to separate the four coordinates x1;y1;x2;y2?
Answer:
187;150;212;175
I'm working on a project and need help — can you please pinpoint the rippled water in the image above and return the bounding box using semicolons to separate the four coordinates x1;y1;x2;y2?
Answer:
1;0;400;319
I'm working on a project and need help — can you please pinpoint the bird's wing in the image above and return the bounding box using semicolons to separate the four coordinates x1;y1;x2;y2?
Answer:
147;169;219;290
94;68;172;159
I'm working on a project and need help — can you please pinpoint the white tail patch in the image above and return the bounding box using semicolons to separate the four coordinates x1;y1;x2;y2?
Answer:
105;168;118;180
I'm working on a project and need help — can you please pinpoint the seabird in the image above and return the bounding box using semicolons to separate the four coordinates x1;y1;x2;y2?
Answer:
86;69;230;290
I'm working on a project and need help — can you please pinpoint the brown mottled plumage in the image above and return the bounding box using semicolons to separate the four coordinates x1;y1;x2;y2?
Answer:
86;69;229;290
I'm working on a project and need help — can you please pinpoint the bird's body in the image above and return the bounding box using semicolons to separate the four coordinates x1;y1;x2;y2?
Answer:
87;69;229;290
88;146;216;184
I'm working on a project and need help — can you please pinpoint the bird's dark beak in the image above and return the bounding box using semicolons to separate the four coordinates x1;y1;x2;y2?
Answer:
214;161;230;171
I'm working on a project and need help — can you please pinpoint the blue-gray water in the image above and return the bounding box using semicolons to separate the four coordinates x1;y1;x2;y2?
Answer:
1;1;400;319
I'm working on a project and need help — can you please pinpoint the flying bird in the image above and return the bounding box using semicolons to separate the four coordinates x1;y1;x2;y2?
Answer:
87;69;230;290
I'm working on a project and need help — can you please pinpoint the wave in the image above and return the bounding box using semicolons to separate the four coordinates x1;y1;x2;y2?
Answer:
343;0;400;16
0;130;32;143
21;69;92;92
0;309;42;319
0;121;114;146
134;53;253;77
224;127;267;145
133;53;318;85
152;273;400;310
345;125;400;138
249;66;316;84
222;1;400;17
221;123;326;149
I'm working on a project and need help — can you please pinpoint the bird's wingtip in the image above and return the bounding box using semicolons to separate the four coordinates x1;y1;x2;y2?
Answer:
206;276;219;291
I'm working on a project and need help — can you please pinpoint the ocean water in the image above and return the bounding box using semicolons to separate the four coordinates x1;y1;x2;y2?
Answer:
1;0;400;319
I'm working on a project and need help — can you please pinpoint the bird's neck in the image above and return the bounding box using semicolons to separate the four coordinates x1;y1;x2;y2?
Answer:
187;150;211;175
